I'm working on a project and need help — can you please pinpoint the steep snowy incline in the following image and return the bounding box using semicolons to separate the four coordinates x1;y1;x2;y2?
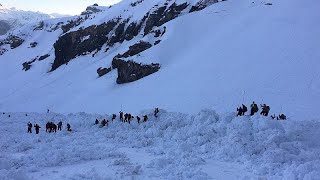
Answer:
0;0;319;120
0;110;319;179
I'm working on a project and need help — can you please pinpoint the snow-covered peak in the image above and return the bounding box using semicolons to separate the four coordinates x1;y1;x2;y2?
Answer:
0;4;69;35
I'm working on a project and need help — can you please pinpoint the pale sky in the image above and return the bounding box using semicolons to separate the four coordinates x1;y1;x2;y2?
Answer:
0;0;122;15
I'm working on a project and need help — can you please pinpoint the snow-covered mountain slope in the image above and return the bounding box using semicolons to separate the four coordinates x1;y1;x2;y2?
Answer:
0;3;68;35
0;110;319;179
0;0;319;120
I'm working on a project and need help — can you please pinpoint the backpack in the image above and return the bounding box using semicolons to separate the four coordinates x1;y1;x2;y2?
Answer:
242;105;247;112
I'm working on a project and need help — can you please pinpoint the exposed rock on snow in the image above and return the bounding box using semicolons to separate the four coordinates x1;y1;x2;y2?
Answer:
112;58;160;84
117;41;153;58
97;67;112;77
0;35;24;49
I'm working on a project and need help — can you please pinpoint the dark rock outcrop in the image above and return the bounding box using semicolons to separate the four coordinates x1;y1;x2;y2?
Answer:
97;67;112;77
33;21;45;31
61;16;89;33
190;0;219;13
117;41;152;58
112;58;160;84
38;54;50;61
154;40;161;45
131;0;144;7
144;2;188;35
30;42;38;48
22;57;37;71
52;19;118;71
0;35;24;49
81;5;103;15
108;19;128;46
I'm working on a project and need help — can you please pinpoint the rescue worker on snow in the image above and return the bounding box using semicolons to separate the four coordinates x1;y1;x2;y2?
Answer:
237;107;243;117
154;108;159;118
34;124;41;134
143;115;148;122
112;114;116;121
57;121;63;131
119;111;124;122
27;122;32;133
242;104;247;116
136;116;141;124
250;101;259;116
67;123;72;131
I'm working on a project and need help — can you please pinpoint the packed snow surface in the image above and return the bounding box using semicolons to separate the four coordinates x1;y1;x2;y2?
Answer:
0;110;319;179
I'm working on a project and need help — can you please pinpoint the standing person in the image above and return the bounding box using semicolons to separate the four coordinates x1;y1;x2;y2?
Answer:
119;111;124;122
67;123;71;131
154;108;159;118
124;113;129;122
242;104;247;116
95;119;99;125
34;124;41;134
260;104;267;116
27;122;33;133
112;114;116;122
51;123;57;133
101;119;107;127
47;109;50;113
237;107;243;117
143;115;148;122
57;121;63;131
46;122;51;133
278;114;286;120
136;116;141;124
250;102;259;116
265;105;270;116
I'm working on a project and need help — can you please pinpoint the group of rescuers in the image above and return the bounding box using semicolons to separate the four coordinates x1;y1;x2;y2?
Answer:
237;102;286;120
24;104;287;134
26;108;160;134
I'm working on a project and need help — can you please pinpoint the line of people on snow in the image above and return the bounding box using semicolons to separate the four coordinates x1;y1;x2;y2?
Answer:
26;108;160;133
95;108;160;128
236;102;286;120
27;121;72;134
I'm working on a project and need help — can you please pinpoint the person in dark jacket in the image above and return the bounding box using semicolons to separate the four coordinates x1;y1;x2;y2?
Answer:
46;122;51;133
67;123;72;131
27;122;32;133
51;123;57;133
112;114;116;121
119;111;124;122
34;124;41;134
136;116;141;124
237;107;243;117
242;104;247;115
154;108;159;117
278;114;287;120
95;119;99;125
143;115;148;122
250;102;259;116
101;119;107;127
265;105;270;116
57;121;63;131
